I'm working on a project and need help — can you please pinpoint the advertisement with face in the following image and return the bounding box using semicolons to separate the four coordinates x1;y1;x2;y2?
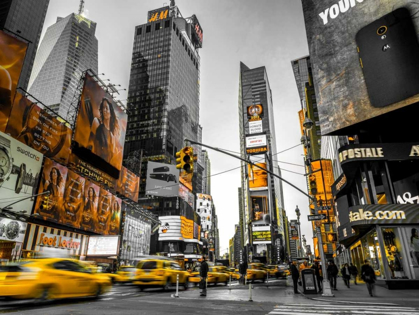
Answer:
158;216;183;241
146;161;179;197
74;74;127;171
302;1;419;135
117;166;139;202
0;218;27;242
5;92;72;165
80;179;99;233
34;158;67;222
0;131;42;214
108;195;121;235
250;193;269;225
248;163;268;191
0;30;28;132
96;188;112;235
61;169;85;228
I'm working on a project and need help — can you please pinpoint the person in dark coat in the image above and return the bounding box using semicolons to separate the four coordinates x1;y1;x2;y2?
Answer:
361;260;376;297
349;263;358;285
311;261;323;293
341;263;351;288
200;256;209;297
239;261;248;285
290;261;300;294
327;261;339;290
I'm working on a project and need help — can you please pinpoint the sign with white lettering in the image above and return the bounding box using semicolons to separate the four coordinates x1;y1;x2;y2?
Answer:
249;120;263;134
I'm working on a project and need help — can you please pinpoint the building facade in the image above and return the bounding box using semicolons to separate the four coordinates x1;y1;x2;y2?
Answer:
28;12;98;119
0;0;50;91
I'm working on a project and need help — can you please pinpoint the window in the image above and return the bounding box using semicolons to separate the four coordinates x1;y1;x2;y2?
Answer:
155;23;160;31
137;27;142;35
146;25;151;33
165;20;170;28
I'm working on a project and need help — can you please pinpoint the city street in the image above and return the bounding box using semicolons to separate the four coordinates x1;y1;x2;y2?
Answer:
1;278;418;315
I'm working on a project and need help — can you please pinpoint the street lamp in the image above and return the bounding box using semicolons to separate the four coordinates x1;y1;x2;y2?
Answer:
295;205;302;257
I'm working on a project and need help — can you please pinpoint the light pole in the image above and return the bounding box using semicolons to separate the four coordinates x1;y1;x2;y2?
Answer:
295;205;302;257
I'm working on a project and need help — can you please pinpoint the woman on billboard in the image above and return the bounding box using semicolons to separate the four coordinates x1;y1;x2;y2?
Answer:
80;186;97;232
96;192;111;234
40;166;64;221
88;97;121;166
108;198;120;235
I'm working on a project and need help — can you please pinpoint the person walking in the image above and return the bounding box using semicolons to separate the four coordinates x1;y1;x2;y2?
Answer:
311;261;323;293
349;263;359;285
327;261;339;290
341;263;351;288
199;256;209;297
290;261;300;294
239;261;248;285
361;260;376;297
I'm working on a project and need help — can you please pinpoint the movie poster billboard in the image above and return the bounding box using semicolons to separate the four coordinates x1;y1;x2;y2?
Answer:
117;166;139;202
108;195;121;235
34;158;67;223
248;163;268;191
146;161;179;197
0;132;42;214
73;74;127;171
96;188;112;235
302;1;419;135
5;92;72;165
0;30;28;132
250;193;269;225
80;179;100;233
61;169;85;228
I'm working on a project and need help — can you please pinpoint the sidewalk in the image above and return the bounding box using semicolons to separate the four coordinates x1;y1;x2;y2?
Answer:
300;277;419;308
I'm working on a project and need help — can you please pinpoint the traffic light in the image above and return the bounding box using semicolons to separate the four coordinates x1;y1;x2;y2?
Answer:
40;195;50;211
326;233;337;243
309;174;317;195
175;146;194;173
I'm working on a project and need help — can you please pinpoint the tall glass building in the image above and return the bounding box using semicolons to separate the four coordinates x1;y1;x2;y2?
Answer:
28;13;98;119
0;0;50;91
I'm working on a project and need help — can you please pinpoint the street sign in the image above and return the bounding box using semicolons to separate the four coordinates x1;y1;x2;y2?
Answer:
307;214;327;221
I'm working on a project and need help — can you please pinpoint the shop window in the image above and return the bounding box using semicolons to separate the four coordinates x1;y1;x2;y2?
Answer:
382;227;411;279
360;229;386;280
407;227;419;279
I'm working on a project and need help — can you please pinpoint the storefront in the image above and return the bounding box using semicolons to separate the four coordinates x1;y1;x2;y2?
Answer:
0;218;28;262
21;223;89;259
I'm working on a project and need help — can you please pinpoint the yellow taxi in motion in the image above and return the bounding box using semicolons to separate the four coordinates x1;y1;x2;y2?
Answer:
189;266;230;286
228;268;241;280
0;258;112;301
133;258;189;291
115;266;137;283
266;265;279;277
246;263;267;283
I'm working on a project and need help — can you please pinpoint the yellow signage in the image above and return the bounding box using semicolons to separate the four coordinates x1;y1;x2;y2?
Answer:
180;216;193;239
149;9;168;23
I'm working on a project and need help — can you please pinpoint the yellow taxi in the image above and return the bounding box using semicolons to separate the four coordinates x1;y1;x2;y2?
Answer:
246;263;267;283
189;266;230;285
228;268;241;280
0;258;112;301
115;266;137;283
133;258;189;291
265;265;279;277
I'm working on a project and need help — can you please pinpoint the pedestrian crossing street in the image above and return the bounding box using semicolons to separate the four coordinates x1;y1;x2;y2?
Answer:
267;303;419;315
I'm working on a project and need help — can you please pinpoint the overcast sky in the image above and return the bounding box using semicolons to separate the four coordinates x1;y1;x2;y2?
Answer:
41;0;311;256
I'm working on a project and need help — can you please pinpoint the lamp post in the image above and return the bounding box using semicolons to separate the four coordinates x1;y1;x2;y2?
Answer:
295;205;302;257
301;117;334;297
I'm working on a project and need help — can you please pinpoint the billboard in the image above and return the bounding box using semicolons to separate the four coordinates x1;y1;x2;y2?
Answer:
61;169;85;228
87;235;120;256
252;225;271;244
0;218;27;242
191;15;203;48
73;74;127;172
80;179;100;232
302;1;419;134
250;193;269;225
145;161;179;197
248;163;268;191
179;184;195;207
5;92;72;165
120;213;151;260
117;166;139;202
0;30;28;132
246;134;268;155
0;131;42;214
249;120;263;134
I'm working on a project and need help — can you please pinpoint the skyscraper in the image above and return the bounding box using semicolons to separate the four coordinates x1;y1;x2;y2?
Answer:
28;11;98;119
0;0;50;91
124;4;203;195
238;62;285;264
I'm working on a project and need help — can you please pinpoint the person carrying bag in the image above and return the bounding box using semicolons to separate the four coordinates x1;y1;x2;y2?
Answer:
199;256;209;297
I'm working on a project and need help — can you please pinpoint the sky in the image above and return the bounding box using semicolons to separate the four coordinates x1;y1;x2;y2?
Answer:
40;0;311;256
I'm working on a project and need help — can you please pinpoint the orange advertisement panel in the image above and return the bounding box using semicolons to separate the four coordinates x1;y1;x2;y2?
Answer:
73;74;127;171
181;216;194;239
179;171;192;191
96;188;112;235
34;158;68;223
248;163;268;191
80;179;100;233
0;30;28;132
108;195;121;235
61;169;85;228
117;166;139;202
5;92;72;165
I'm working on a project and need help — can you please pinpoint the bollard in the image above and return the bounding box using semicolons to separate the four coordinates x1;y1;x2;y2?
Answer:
266;271;269;284
174;274;179;298
229;274;232;288
248;278;253;302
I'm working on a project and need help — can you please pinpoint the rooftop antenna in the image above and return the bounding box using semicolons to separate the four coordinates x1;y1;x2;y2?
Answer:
78;0;85;15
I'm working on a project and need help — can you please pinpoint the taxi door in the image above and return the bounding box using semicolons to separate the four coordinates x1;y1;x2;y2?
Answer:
51;260;92;296
170;262;184;283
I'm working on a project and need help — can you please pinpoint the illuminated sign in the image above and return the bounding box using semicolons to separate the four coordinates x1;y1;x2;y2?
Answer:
38;232;80;250
247;104;263;120
191;15;203;48
246;134;267;148
249;120;263;134
181;217;194;239
148;7;169;23
252;226;271;244
87;236;119;256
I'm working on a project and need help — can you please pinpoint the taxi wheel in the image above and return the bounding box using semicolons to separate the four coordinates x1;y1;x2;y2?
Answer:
94;285;102;299
34;286;54;303
163;279;171;291
138;286;144;292
183;279;189;290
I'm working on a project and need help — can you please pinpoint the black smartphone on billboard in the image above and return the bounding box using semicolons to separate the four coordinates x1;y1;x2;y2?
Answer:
356;8;419;108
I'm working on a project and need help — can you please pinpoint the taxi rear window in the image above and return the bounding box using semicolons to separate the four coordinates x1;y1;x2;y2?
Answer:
0;265;27;272
139;261;158;270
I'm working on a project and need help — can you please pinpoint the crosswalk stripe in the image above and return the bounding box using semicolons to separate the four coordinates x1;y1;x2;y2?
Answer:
283;305;417;310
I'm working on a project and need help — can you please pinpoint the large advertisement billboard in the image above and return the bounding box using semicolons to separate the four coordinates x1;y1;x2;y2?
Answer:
0;131;42;214
117;166;139;202
250;192;269;225
34;158;121;235
248;163;268;191
0;218;27;243
87;236;120;256
0;30;28;132
302;1;419;135
145;161;179;197
73;74;127;172
5;92;72;165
